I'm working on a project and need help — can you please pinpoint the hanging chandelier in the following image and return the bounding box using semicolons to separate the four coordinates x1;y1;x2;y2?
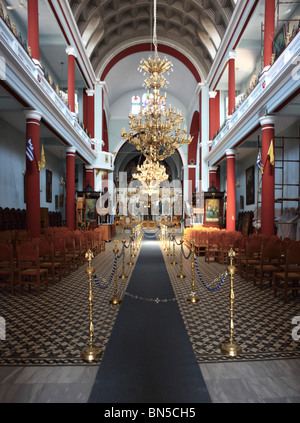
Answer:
132;159;168;193
121;0;192;162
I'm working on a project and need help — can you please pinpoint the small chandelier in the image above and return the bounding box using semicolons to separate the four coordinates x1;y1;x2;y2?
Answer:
121;0;192;162
133;159;168;193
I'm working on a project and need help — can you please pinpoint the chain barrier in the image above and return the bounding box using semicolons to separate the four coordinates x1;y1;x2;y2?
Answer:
194;257;228;292
181;243;191;260
94;256;117;290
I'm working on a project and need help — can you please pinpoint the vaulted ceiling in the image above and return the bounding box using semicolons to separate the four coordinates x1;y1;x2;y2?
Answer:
68;0;237;78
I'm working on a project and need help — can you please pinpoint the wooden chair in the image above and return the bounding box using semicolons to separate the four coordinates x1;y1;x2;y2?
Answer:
253;240;283;290
0;241;14;295
17;242;48;295
205;231;221;264
239;237;262;282
53;238;72;278
64;236;80;271
72;234;84;266
273;241;300;303
38;239;62;285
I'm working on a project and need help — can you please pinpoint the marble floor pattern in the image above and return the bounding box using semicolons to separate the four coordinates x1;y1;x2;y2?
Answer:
0;359;300;403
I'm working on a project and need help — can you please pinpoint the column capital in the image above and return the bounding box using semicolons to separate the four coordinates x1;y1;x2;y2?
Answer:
259;115;276;127
66;147;77;156
86;89;95;97
209;165;219;172
209;91;218;99
66;46;77;58
226;148;236;157
24;110;42;122
85;165;94;171
228;50;237;61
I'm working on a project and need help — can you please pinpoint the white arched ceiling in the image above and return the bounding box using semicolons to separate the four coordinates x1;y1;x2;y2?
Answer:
68;0;237;80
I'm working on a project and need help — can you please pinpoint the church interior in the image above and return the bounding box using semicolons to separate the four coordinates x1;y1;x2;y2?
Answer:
0;0;300;404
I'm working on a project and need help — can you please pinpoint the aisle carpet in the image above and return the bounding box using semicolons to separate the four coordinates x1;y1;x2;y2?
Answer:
88;236;211;403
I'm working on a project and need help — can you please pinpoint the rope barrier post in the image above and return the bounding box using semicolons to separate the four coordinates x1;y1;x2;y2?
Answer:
130;228;136;258
128;234;135;267
164;226;168;251
81;249;101;362
171;229;177;266
177;235;186;279
119;232;128;280
167;227;172;257
220;248;242;357
110;240;122;305
187;239;200;303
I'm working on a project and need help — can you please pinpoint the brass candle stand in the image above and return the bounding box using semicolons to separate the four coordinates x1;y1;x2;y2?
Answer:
110;240;122;305
187;239;200;303
177;236;186;279
119;232;128;280
220;249;242;357
171;231;177;266
81;250;101;363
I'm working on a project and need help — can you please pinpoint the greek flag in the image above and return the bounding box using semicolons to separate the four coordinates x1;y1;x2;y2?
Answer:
26;137;34;162
256;150;263;173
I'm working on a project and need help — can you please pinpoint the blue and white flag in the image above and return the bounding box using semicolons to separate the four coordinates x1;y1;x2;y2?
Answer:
26;137;34;162
256;150;263;174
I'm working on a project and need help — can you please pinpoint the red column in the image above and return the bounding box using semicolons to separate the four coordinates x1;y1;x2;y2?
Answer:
209;91;220;140
85;165;95;190
259;116;276;236
84;89;95;140
209;166;219;191
66;47;77;114
264;0;276;70
228;51;236;117
226;149;236;231
27;0;39;63
25;110;42;238
66;147;76;231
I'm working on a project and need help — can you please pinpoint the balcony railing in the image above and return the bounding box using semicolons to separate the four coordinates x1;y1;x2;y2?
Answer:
210;30;300;151
0;14;93;152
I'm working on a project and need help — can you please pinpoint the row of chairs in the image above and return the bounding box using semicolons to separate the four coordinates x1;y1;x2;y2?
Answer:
184;227;243;264
0;228;105;296
238;235;300;303
185;227;300;303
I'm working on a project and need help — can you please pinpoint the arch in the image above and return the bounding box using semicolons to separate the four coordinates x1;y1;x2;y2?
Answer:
100;43;201;83
188;111;200;194
102;110;108;152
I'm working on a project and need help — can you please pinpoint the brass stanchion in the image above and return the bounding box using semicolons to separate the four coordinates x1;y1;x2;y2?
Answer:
177;235;186;279
220;249;242;357
187;239;200;303
127;234;135;267
119;232;128;280
110;240;122;305
81;250;101;362
130;229;136;258
171;230;177;265
167;229;172;257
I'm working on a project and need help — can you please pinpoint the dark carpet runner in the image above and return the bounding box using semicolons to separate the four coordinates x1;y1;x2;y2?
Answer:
88;236;211;403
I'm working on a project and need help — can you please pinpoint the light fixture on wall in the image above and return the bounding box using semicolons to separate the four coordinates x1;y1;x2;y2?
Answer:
59;177;65;187
235;179;241;189
121;0;192;162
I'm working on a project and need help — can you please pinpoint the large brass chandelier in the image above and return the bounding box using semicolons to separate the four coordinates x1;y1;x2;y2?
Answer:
121;0;192;163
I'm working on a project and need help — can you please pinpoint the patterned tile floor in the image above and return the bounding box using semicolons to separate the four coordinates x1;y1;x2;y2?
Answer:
1;230;300;403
